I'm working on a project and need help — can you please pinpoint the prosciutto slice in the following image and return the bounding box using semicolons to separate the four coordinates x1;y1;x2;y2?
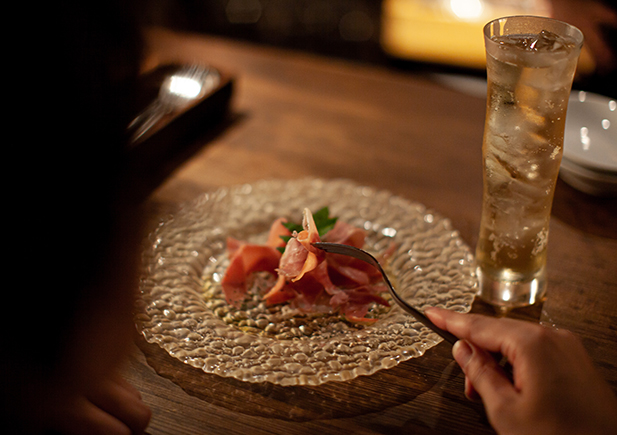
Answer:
221;218;291;307
277;208;324;281
323;220;366;248
220;208;390;322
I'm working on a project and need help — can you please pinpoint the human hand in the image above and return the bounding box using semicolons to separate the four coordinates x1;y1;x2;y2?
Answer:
425;307;617;435
549;0;617;74
47;373;151;435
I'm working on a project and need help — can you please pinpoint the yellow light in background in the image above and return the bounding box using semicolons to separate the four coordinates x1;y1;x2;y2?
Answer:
449;0;484;20
381;0;594;73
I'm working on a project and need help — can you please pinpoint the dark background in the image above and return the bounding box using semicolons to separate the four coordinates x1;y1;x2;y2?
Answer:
142;0;616;97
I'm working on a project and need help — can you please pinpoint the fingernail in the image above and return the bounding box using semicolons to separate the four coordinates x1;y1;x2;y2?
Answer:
424;307;443;322
464;377;481;402
453;339;472;368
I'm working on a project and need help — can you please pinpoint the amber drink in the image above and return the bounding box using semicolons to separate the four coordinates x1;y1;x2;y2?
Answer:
476;16;583;309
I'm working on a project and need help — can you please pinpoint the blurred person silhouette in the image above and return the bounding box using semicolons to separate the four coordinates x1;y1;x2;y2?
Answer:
3;1;151;434
550;0;617;96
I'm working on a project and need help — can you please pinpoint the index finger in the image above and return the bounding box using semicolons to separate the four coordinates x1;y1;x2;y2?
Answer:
425;307;539;360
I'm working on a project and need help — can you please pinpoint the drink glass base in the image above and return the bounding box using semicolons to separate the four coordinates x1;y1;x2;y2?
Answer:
476;266;547;310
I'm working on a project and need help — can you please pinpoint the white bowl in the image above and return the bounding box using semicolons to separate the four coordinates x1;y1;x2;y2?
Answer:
559;91;617;195
563;91;617;173
559;156;617;196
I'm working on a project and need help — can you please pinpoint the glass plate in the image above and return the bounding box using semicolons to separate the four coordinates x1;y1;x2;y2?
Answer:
135;178;477;386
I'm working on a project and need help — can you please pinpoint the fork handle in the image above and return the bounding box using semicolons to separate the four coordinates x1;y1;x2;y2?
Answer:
313;242;459;345
389;294;459;345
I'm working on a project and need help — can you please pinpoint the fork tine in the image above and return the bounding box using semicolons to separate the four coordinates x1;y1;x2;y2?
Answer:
312;242;458;345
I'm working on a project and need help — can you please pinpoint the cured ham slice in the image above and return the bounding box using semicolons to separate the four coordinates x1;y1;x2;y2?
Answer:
221;218;292;307
323;253;383;287
323;220;366;248
336;285;390;323
261;274;295;305
220;207;391;322
264;258;338;307
221;241;281;307
277;209;324;282
266;217;289;249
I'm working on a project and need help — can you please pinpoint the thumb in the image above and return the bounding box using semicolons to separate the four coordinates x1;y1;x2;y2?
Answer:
453;340;516;405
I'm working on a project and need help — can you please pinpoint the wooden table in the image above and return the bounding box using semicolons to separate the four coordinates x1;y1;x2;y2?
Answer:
125;28;617;435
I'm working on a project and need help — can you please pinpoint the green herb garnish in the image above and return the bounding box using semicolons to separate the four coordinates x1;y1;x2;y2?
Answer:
277;206;338;253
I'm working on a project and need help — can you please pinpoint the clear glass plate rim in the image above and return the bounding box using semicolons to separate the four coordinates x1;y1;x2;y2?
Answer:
135;177;477;386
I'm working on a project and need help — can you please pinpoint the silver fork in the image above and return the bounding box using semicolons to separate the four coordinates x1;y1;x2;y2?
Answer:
313;242;458;345
128;64;220;143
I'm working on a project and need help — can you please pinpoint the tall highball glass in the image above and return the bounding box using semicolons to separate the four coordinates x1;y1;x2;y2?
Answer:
476;16;583;309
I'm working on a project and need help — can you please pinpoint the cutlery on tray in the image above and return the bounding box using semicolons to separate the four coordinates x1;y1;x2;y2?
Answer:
128;64;221;143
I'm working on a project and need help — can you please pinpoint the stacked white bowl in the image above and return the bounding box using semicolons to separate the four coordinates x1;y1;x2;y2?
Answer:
560;90;617;196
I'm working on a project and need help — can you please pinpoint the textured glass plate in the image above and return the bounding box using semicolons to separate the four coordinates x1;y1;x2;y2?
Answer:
135;178;477;386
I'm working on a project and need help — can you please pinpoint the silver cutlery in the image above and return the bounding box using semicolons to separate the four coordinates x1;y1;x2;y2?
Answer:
313;242;459;345
128;64;220;143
